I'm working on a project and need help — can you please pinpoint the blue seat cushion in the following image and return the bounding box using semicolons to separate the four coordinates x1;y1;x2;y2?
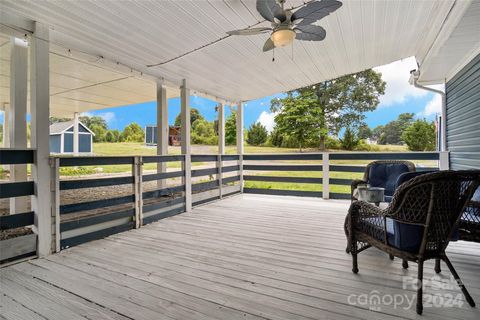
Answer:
362;217;423;253
368;163;412;198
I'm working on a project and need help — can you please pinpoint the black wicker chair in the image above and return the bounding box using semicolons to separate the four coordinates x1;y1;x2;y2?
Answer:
351;160;416;203
346;170;480;315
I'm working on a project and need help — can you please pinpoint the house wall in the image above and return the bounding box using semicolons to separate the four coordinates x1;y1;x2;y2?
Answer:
446;53;480;170
49;134;61;153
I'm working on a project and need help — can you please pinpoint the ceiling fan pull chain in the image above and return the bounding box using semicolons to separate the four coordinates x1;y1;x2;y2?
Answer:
272;47;275;62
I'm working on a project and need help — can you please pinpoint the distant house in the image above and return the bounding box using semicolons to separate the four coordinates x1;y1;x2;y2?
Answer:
145;125;181;146
50;121;94;154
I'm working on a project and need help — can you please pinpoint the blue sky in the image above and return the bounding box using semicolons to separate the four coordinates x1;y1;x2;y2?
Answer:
0;57;441;131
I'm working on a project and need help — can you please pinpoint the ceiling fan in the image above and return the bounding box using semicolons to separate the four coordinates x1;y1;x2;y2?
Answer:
227;0;342;52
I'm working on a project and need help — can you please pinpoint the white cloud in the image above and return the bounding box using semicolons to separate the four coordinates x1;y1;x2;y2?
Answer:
374;57;428;107
418;94;442;118
81;111;116;124
257;111;276;133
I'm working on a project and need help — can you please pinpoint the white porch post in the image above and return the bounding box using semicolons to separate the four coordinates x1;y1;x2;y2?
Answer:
218;103;225;155
30;22;52;257
181;79;192;211
2;104;10;148
9;37;29;214
322;152;330;200
217;103;225;198
73;112;79;155
236;102;244;192
439;151;450;170
156;80;168;189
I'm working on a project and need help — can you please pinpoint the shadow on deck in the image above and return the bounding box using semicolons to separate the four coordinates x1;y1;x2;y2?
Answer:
1;194;480;320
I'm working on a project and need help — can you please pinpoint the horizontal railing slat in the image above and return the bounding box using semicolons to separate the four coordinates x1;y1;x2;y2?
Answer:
60;222;134;249
329;152;439;160
330;192;352;200
192;180;219;192
192;167;218;177
0;181;34;198
142;171;184;182
221;155;239;161
222;175;240;184
59;157;134;167
60;176;133;190
191;154;218;162
244;175;322;184
244;153;322;161
142;185;185;200
142;206;185;225
0;211;34;230
330;165;366;172
60;209;134;232
244;164;322;171
60;195;134;214
0;150;34;164
222;165;240;173
142;196;186;213
142;155;184;163
244;188;322;198
330;178;354;185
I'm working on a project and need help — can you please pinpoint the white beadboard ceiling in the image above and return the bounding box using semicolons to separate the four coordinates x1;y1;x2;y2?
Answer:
1;0;478;113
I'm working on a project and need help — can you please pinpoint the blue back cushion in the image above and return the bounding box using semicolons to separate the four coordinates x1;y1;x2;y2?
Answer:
386;171;433;252
368;163;412;197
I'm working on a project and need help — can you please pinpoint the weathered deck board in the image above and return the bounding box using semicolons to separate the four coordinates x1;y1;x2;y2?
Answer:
1;194;480;320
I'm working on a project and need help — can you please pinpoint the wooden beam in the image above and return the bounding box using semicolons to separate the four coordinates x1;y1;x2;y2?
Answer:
156;80;168;189
236;102;244;193
181;80;192;211
73;112;79;155
218;103;225;155
9;37;29;214
322;152;330;200
30;22;52;257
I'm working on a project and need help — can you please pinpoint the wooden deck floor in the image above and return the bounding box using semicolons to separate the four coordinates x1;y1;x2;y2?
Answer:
1;194;480;320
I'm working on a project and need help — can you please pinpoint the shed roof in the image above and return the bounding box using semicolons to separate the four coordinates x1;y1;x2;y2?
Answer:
49;121;95;136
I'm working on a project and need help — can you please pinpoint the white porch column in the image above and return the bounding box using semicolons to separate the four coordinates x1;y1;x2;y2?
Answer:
9;36;29;214
2;104;10;148
181;79;192;211
156;80;168;189
218;103;225;155
73;112;79;155
30;22;52;257
236;102;244;192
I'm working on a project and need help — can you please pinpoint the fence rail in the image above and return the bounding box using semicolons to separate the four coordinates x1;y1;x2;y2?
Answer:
0;149;37;263
1;150;447;264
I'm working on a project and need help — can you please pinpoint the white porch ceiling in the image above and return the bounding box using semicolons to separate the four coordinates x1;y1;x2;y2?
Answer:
1;0;478;108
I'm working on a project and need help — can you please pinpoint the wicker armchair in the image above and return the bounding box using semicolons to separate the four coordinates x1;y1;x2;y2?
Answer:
346;170;480;315
351;160;416;203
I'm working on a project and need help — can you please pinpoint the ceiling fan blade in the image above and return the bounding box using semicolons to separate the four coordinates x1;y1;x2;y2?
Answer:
292;0;342;25
256;0;287;23
263;38;275;52
227;27;272;36
295;25;326;41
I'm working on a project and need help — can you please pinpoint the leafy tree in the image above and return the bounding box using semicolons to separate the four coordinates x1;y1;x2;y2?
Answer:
90;124;107;142
402;119;436;151
340;127;360;150
358;124;372;140
174;108;204;127
104;129;120;143
79;116;108;131
191;118;217;145
225;112;237;145
247;122;268;146
271;69;385;150
372;125;384;140
120;123;144;142
49;117;71;125
378;113;414;145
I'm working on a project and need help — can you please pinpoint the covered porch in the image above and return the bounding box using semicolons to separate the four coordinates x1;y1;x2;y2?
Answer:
2;194;480;320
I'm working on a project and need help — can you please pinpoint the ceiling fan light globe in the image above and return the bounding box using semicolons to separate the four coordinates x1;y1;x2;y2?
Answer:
271;29;295;47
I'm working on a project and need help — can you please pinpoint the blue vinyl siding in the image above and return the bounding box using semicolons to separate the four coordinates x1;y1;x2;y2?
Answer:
446;53;480;170
49;134;61;153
